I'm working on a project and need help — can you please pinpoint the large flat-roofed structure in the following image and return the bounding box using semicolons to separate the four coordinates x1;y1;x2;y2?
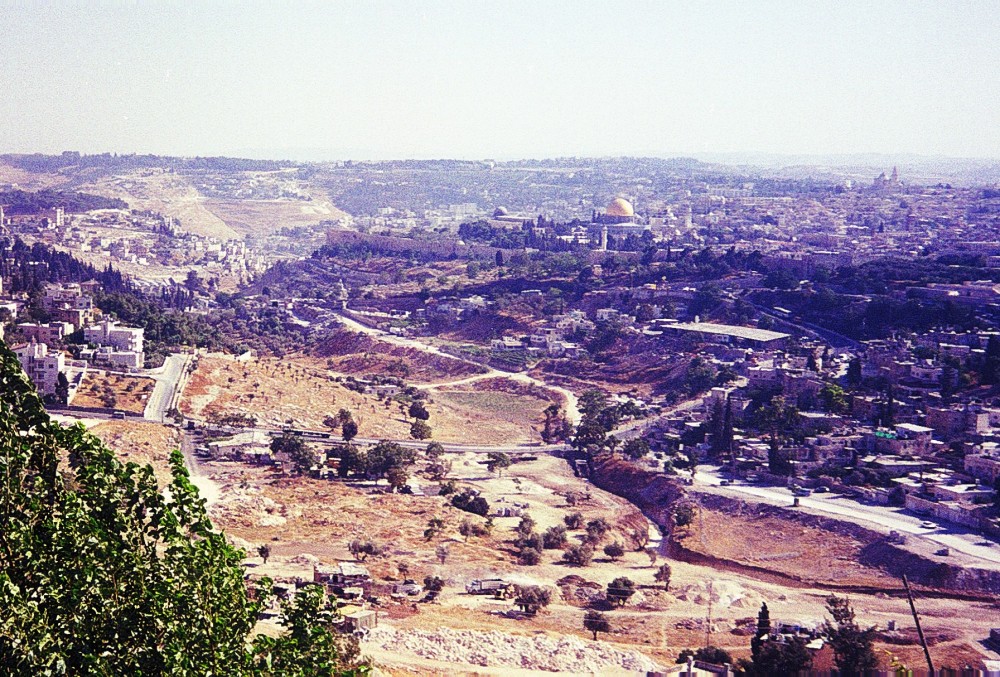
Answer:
662;321;790;348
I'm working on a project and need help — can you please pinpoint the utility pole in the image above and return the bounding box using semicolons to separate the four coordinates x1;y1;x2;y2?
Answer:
705;580;714;650
902;575;934;676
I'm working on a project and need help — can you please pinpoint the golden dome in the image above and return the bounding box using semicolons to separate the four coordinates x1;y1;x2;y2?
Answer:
606;197;634;218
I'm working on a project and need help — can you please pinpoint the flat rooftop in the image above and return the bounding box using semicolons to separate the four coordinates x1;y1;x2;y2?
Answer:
667;322;790;342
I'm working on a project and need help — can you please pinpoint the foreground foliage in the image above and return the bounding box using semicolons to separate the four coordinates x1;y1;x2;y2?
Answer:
0;339;365;675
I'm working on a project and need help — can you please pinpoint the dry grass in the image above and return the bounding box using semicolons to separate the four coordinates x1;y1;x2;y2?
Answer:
89;420;180;487
203;197;348;237
180;355;549;445
79;170;239;239
307;329;486;384
677;502;901;587
72;371;155;414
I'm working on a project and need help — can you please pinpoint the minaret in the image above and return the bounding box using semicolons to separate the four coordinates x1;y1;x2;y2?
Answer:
890;166;899;184
600;225;608;251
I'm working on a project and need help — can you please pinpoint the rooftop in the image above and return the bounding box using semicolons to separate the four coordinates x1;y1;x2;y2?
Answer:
668;322;790;342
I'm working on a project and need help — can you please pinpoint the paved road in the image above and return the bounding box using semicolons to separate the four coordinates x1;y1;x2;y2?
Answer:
196;421;570;455
746;300;860;350
693;468;1000;569
145;353;190;423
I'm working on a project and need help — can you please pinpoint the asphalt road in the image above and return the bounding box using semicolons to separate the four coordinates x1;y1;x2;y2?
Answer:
694;467;1000;569
144;353;190;423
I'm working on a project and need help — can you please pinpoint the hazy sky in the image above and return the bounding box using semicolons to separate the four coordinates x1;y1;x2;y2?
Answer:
2;1;999;160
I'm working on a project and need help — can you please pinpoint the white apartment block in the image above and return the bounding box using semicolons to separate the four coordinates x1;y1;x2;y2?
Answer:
84;319;144;354
14;341;65;396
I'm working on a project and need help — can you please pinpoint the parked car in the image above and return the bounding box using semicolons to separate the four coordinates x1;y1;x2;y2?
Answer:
814;486;830;493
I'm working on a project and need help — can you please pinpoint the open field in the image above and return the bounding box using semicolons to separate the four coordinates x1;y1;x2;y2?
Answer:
203;196;348;238
308;328;487;384
180;355;550;445
676;500;903;588
0;161;69;190
71;371;155;413
192;442;1000;674
78;170;240;239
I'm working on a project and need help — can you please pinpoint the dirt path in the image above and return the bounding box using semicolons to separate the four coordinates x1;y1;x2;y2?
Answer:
336;313;581;424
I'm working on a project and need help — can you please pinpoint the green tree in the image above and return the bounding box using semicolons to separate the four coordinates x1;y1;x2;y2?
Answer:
673;503;696;529
341;419;359;442
337;444;367;478
55;371;69;406
583;610;611;640
847;357;863;387
410;420;432;440
819;383;848;414
348;539;382;562
939;364;957;403
542;525;568;549
622;437;650;459
451;489;489;516
513;585;551;615
271;432;315;474
0;340;364;675
542;404;572;444
677;647;732;665
603;541;625;561
425;441;445;459
585;517;611;544
750;601;771;662
424;518;445;541
486;451;512;477
365;440;416;480
385;465;410;492
823;595;878;676
654;563;672;590
408;401;430;421
564;511;584;529
252;583;364;675
258;544;272;564
578;389;610;419
756;396;798;475
563;543;594;567
606;577;635;607
572;417;608;452
745;635;812;676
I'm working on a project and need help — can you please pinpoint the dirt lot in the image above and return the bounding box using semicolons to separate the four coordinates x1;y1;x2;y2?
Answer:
88;420;180;486
676;500;903;588
180;355;550;445
71;371;155;414
309;328;487;384
79;170;240;239
203;196;348;238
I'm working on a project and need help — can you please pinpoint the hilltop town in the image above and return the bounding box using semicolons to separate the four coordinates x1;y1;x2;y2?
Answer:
3;153;1000;675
